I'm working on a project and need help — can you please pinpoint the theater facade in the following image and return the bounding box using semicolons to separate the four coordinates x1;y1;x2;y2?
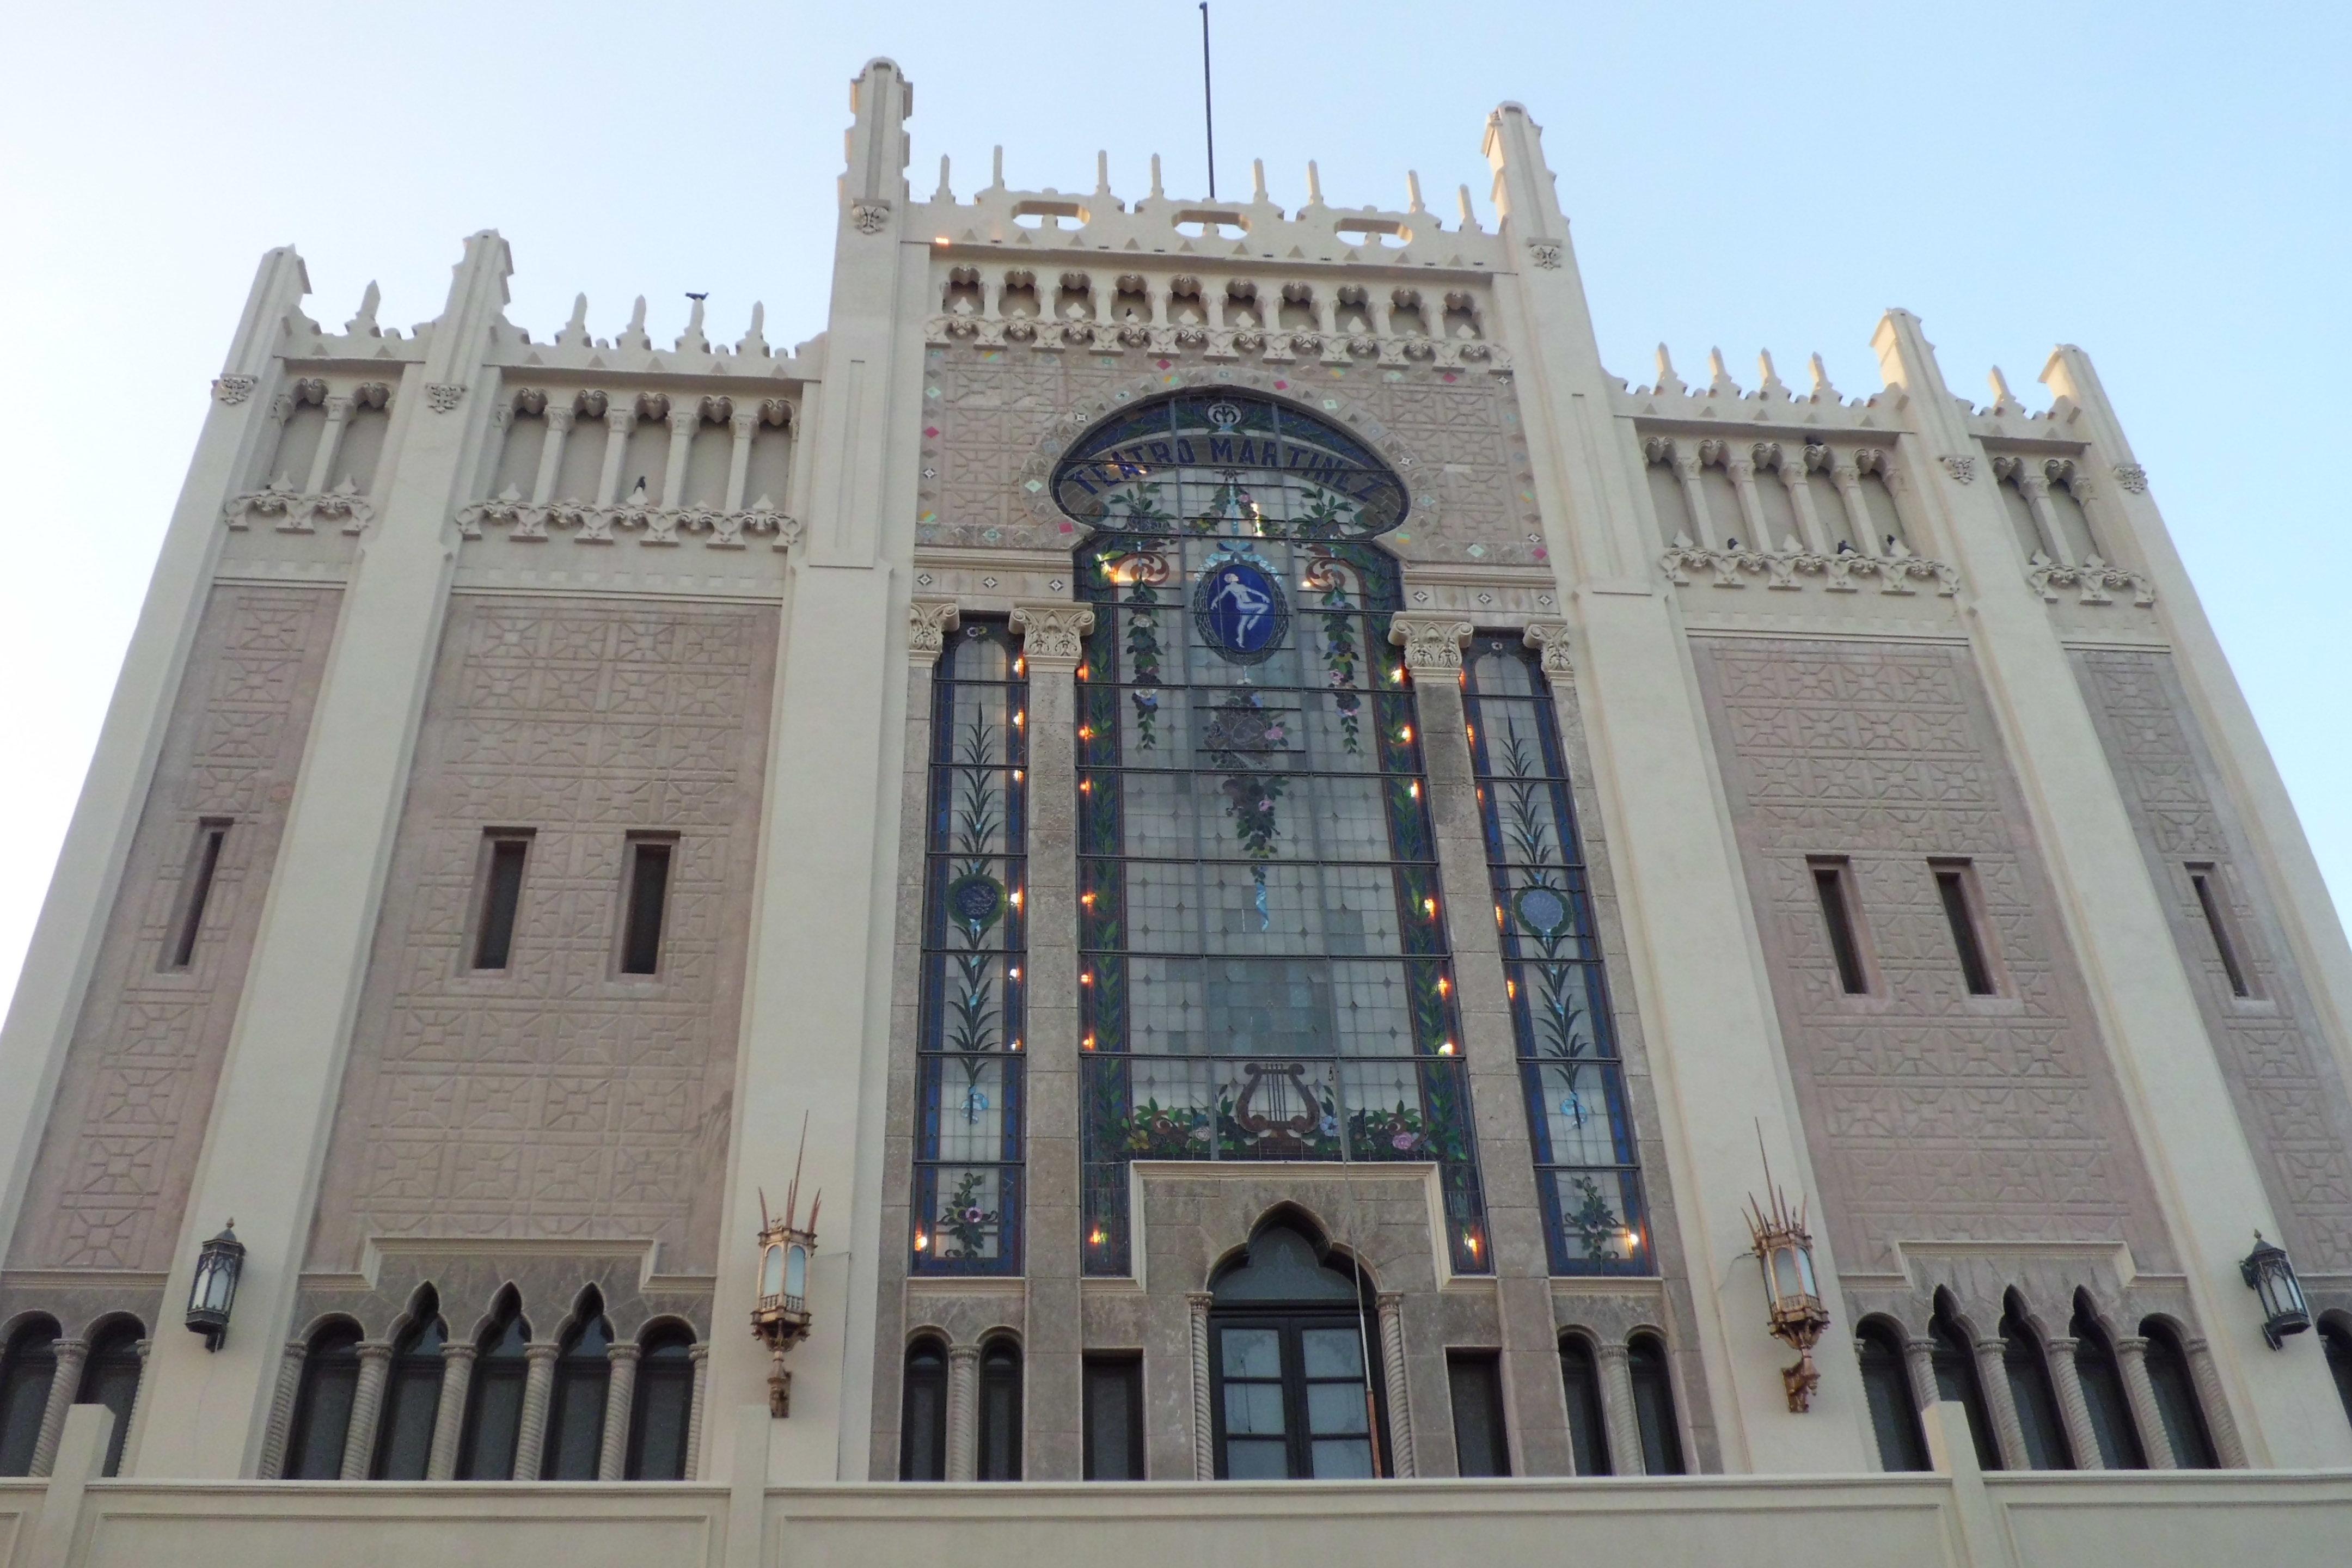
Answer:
1;56;2350;1568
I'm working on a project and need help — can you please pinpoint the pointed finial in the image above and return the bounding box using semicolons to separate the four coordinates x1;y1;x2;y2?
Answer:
558;292;590;347
677;295;708;352
1756;349;1789;400
934;153;953;203
1707;347;1741;397
1406;170;1426;212
1305;161;1324;205
1457;185;1477;229
344;281;381;336
1149;153;1164;198
1809;353;1837;401
1251;158;1267;201
1095;150;1111;194
1654;344;1687;398
738;301;769;358
619;295;650;351
1988;365;2020;413
990;145;1005;189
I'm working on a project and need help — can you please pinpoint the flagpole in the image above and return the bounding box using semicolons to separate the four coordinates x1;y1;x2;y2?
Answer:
1200;3;1217;199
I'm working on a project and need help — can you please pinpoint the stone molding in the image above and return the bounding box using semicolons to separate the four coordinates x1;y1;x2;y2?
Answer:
1521;619;1573;680
223;478;373;535
213;375;258;405
2026;554;2156;606
1008;603;1094;665
907;599;961;660
1387;613;1473;671
1660;534;1959;596
456;489;801;551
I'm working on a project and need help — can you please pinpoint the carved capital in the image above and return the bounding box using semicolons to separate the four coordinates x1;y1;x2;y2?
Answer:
544;406;577;434
424;382;465;413
670;408;700;436
1009;603;1095;666
1387;614;1472;671
606;407;638;437
213;373;257;405
909;599;961;661
323;394;356;421
1522;620;1574;681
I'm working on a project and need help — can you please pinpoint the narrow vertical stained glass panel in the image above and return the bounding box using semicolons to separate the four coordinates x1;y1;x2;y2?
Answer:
914;621;1027;1275
1462;636;1649;1276
1064;395;1487;1277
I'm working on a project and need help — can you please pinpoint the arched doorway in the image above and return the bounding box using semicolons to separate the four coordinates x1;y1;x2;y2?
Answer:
1208;1220;1388;1479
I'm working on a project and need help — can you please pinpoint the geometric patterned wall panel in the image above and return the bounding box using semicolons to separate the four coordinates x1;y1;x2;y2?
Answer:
2075;648;2352;1271
306;596;777;1275
1692;637;2176;1276
10;585;344;1271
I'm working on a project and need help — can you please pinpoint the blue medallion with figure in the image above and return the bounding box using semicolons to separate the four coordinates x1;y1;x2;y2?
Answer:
1191;555;1289;664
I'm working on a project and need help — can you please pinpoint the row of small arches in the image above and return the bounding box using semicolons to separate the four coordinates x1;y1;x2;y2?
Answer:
272;1284;700;1483
0;1312;146;1479
940;268;1483;339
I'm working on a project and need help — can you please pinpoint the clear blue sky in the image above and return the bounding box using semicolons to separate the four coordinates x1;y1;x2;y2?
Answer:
2;2;2344;1007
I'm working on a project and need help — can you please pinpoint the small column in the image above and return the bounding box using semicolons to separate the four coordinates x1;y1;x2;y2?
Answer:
2180;1336;2249;1468
683;1344;710;1481
595;405;636;507
599;1342;641;1481
427;1342;477;1480
1723;451;1771;547
1594;1341;1645;1477
724;411;759;513
1828;461;1875;556
1671;452;1714;543
945;1343;981;1482
512;1342;561;1480
2016;470;2073;566
1779;456;1833;555
663;407;700;507
2043;1336;2103;1469
257;1342;309;1479
1970;1336;2031;1472
2112;1336;2176;1470
340;1342;394;1481
1901;1337;1941;1431
1187;1291;1215;1480
1376;1295;1415;1478
303;395;355;495
532;405;574;504
29;1339;89;1478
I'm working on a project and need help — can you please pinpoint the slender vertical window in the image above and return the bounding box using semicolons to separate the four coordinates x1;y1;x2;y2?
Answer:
540;1296;612;1480
1930;1304;2002;1471
1811;860;1869;995
373;1298;448;1481
1558;1336;1611;1476
0;1320;59;1477
625;1327;697;1480
620;837;673;976
1207;1224;1387;1480
2188;866;2255;999
2140;1320;2218;1468
285;1321;363;1480
1933;862;1998;996
912;621;1026;1275
2068;1298;2144;1469
76;1320;144;1477
1083;1355;1145;1479
168;819;230;970
2001;1295;2073;1470
1856;1320;1928;1472
1627;1333;1685;1475
900;1339;948;1480
1464;637;1646;1275
977;1338;1023;1481
473;834;530;971
2320;1321;2352;1432
1073;440;1483;1277
1448;1351;1510;1477
457;1298;528;1480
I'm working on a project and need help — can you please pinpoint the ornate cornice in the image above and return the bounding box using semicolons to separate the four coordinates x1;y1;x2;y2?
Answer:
908;599;961;661
222;477;373;535
1387;614;1473;671
2026;554;2156;607
1008;603;1095;665
213;375;257;405
1658;535;1959;597
455;488;801;551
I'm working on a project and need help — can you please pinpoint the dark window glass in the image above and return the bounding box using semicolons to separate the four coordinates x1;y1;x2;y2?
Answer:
0;1320;59;1477
541;1306;611;1479
474;837;529;970
626;1328;696;1480
286;1323;363;1479
2141;1321;2219;1468
1935;865;1997;996
2322;1322;2352;1433
1929;1312;2002;1471
1627;1334;1684;1475
1448;1352;1510;1477
621;840;672;975
458;1307;529;1480
77;1321;144;1477
1206;1226;1387;1480
169;821;230;969
1857;1323;1928;1472
2001;1300;2073;1470
1814;863;1869;995
1558;1337;1611;1476
2189;868;2255;999
901;1340;948;1480
977;1339;1022;1481
373;1307;447;1480
1083;1355;1144;1480
2069;1304;2144;1469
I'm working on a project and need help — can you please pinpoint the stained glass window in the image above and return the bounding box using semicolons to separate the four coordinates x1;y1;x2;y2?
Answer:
1461;636;1650;1276
1068;391;1487;1277
913;621;1027;1274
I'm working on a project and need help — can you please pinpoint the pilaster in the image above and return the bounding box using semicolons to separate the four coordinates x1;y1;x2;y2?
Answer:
132;231;510;1479
945;1343;980;1482
513;1342;560;1479
427;1343;475;1481
2044;1336;2102;1469
256;1342;305;1479
1594;1340;1643;1475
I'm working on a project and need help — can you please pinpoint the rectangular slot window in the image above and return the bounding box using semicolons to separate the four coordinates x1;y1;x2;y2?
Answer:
1082;1354;1144;1480
620;836;674;976
2189;865;2255;999
1810;860;1869;995
1448;1351;1510;1477
471;834;531;971
167;819;231;970
1933;861;1998;996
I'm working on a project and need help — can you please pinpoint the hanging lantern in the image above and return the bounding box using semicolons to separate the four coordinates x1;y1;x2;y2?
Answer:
185;1220;246;1351
751;1134;821;1417
1744;1186;1830;1412
2240;1231;2310;1350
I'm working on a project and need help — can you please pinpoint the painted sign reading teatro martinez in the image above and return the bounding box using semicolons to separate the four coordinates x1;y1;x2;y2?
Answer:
1050;391;1408;540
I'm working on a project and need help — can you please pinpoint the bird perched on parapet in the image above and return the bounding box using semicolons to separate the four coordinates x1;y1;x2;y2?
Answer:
687;292;708;302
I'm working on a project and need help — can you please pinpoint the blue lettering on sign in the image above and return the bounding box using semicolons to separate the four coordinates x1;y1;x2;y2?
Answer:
1192;558;1289;664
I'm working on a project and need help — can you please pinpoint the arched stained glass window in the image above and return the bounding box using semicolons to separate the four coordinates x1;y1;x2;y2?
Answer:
1462;635;1646;1275
2001;1295;2073;1471
457;1295;529;1481
901;1338;948;1481
912;620;1026;1275
977;1337;1022;1481
1627;1333;1685;1475
1855;1319;1928;1473
625;1325;696;1480
285;1320;363;1480
1068;393;1484;1276
1558;1334;1611;1477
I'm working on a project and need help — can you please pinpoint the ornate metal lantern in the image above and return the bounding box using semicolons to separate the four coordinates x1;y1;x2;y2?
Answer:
185;1220;245;1350
751;1166;820;1417
1745;1186;1830;1411
2241;1231;2310;1349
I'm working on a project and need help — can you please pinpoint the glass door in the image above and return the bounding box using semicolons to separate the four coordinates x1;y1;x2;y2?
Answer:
1211;1313;1381;1478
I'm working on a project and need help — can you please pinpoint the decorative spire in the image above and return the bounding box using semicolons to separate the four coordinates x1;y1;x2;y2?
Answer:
990;145;1005;191
344;281;381;337
1457;185;1479;231
1095;150;1112;196
556;292;590;348
617;295;651;352
1149;153;1164;199
1305;160;1324;206
1406;170;1426;213
1756;349;1790;400
1653;344;1688;398
676;295;709;353
1808;352;1838;402
933;153;953;203
737;301;769;358
1987;365;2023;415
1251;158;1267;201
1706;346;1742;398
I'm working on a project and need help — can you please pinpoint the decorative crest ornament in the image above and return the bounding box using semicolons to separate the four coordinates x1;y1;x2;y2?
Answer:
751;1114;823;1417
213;375;257;405
1939;454;1976;484
1527;241;1565;271
2113;463;2149;494
425;382;466;413
849;200;891;234
1192;551;1290;664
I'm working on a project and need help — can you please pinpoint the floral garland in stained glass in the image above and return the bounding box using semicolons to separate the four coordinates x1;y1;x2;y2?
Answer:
1304;549;1364;754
